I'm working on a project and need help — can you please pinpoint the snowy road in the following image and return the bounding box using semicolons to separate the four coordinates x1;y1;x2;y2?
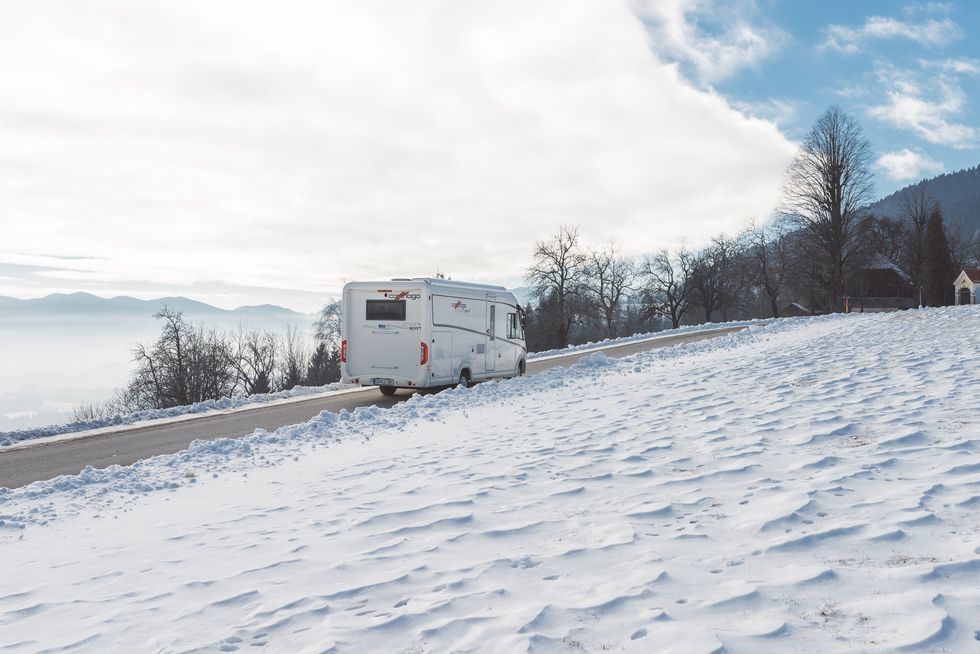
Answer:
0;325;747;488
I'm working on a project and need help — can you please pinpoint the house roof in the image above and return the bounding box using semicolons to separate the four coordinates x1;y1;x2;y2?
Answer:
866;255;912;283
961;268;980;283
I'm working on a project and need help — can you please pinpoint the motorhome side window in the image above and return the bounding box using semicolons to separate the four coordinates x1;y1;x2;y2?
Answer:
365;299;406;321
507;312;518;339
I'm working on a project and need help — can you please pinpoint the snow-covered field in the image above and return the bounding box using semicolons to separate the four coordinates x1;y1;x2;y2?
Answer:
2;308;980;652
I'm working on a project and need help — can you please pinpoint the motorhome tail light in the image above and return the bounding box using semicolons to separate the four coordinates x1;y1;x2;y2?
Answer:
420;342;429;365
340;340;347;363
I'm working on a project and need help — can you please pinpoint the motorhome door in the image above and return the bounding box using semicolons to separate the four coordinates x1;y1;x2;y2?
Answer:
486;295;496;372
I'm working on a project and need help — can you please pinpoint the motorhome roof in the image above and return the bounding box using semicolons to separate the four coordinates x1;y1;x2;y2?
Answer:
344;279;510;293
413;278;508;292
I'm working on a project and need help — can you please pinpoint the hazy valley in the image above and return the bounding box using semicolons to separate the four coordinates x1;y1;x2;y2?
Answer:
0;293;317;431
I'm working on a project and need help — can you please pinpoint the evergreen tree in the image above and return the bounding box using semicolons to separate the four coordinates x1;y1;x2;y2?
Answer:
250;370;272;395
306;342;343;386
326;346;341;383
524;293;562;352
306;342;332;386
922;207;957;306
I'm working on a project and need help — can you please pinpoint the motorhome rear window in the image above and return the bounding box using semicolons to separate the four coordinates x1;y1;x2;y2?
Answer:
366;299;406;321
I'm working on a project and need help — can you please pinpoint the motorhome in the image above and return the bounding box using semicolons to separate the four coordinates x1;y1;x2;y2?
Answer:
341;278;527;395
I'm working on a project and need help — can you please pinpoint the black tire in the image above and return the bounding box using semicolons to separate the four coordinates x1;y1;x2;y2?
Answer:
379;385;396;396
518;360;526;376
457;371;469;388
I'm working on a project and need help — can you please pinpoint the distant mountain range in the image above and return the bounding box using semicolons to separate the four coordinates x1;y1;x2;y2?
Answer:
0;292;311;320
867;165;980;239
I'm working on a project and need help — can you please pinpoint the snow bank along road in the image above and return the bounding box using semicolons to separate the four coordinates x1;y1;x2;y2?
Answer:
0;325;747;488
2;309;979;652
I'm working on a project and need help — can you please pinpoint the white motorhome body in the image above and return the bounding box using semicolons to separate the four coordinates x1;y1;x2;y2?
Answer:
341;278;527;394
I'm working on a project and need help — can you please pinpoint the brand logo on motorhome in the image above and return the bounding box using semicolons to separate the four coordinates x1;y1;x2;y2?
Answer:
385;291;420;300
451;300;467;310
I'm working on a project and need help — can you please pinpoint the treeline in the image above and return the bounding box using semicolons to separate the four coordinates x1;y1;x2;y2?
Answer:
524;106;978;352
872;164;980;234
76;106;979;416
75;306;344;420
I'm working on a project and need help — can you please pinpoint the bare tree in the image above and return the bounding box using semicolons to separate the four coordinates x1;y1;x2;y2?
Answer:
641;248;693;329
81;313;324;417
233;327;279;395
780;105;874;311
278;324;309;390
688;235;746;322
72;403;106;422
526;226;586;347
583;244;635;338
136;308;190;406
895;183;936;304
123;308;236;410
314;301;343;348
858;214;905;263
688;251;721;323
745;218;792;318
189;324;236;401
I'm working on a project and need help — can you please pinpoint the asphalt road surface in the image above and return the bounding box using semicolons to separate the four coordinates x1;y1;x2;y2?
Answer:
0;326;748;488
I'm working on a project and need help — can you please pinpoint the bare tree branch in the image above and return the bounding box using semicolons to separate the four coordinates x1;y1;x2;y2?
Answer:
780;105;874;311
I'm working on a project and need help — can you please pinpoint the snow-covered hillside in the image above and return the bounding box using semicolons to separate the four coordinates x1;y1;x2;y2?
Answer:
2;308;980;652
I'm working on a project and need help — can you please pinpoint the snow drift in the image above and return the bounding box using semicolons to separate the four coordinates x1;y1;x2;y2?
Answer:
1;308;980;652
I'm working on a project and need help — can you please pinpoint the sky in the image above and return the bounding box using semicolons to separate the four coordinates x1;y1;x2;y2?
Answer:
1;0;978;312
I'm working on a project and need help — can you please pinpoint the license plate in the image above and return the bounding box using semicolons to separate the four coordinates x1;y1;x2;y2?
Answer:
371;378;395;386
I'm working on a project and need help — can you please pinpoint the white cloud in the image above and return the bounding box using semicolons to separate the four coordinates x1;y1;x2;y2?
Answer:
876;149;943;182
631;0;786;85
731;98;799;129
868;68;978;147
930;57;980;75
834;85;871;100
0;0;795;305
822;16;960;53
902;3;955;17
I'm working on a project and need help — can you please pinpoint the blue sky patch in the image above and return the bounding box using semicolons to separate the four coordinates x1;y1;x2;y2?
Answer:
635;0;980;193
